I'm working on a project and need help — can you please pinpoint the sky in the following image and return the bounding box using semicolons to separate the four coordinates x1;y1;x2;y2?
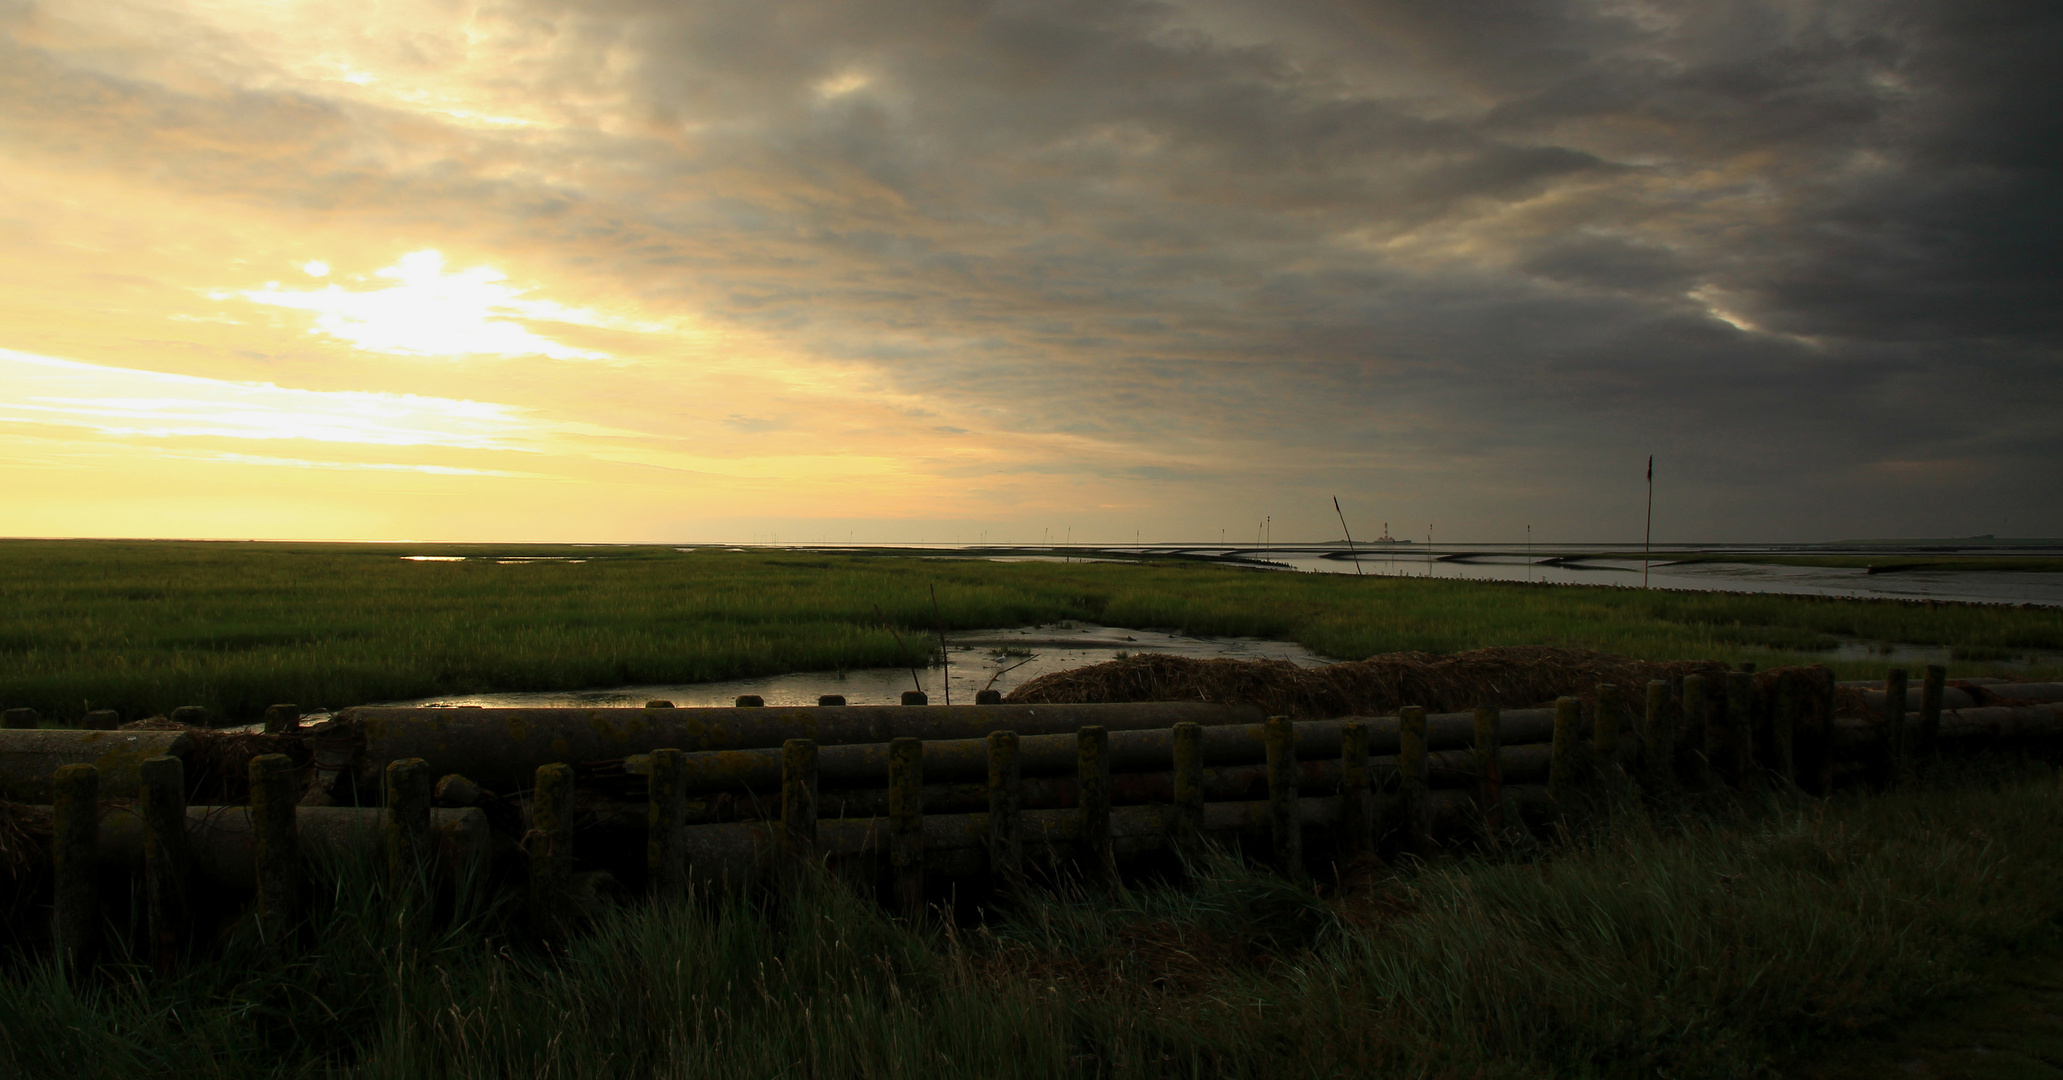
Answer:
2;0;2057;545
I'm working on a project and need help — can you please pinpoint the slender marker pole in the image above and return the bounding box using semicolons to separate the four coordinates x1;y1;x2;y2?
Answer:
1644;455;1654;589
1333;497;1362;575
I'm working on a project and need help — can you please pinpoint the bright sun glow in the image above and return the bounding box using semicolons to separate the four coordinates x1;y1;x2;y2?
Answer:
302;260;329;277
0;348;539;450
233;250;617;360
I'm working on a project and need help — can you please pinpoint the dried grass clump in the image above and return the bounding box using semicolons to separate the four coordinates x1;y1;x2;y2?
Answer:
1005;646;1733;718
120;715;196;730
0;800;52;881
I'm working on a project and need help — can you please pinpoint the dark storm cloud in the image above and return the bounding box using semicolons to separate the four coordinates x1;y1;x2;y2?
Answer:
7;0;2057;537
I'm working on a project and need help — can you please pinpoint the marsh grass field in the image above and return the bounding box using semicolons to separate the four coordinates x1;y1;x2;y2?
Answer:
6;539;2063;1078
6;765;2062;1078
3;539;2061;724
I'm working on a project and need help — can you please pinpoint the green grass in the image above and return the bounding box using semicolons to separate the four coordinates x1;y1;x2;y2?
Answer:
3;540;2061;725
6;765;2061;1078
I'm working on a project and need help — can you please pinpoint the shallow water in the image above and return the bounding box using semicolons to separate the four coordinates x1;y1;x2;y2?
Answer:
387;622;1338;709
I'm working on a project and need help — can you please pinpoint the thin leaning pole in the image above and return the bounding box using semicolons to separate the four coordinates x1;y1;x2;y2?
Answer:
1333;497;1362;576
1644;455;1654;589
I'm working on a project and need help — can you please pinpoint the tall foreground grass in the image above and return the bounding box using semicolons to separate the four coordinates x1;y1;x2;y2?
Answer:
3;540;2059;724
6;767;2060;1078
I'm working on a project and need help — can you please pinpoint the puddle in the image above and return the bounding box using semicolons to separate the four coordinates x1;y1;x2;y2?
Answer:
386;622;1341;709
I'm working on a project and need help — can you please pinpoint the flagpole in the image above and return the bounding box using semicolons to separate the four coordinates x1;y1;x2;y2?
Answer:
1643;455;1654;589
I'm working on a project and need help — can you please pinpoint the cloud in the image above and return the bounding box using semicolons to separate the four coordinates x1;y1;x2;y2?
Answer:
1;0;2058;541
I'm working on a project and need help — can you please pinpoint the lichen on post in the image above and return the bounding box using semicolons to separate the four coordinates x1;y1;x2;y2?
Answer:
647;748;687;898
888;737;924;916
1263;715;1302;878
1399;705;1429;852
1339;718;1373;855
1772;673;1799;787
140;754;188;976
1884;668;1909;785
1726;671;1755;788
1920;664;1947;762
1472;706;1502;831
1549;696;1581;802
249;752;300;949
781;738;818;862
1681;675;1712;790
386;757;434;903
529;762;575;944
1643;680;1674;795
1076;726;1112;881
52;762;99;974
986;730;1021;880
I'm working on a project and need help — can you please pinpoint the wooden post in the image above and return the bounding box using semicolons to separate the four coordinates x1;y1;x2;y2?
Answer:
889;737;924;916
529;762;575;944
249;753;300;949
170;706;208;726
1920;664;1946;762
1339;719;1373;855
1726;672;1755;788
901;691;928;706
1472;706;1502;830
1594;683;1622;764
1884;668;1909;785
987;731;1022;879
385;757;433;902
1264;716;1301;877
262;704;299;735
1772;673;1799;787
1077;726;1112;881
647;748;687;899
1681;675;1712;790
782;738;818;863
140;754;188;976
51;763;99;974
1399;705;1428;852
975;690;1003;705
81;710;120;731
816;695;845;707
3;707;38;728
1172;721;1205;853
1549;696;1581;802
735;695;764;708
1643;680;1674;795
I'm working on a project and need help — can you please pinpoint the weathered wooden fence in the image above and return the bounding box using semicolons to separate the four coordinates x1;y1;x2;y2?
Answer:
7;666;2063;969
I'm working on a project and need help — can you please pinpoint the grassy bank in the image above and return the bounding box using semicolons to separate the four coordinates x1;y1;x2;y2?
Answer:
6;765;2060;1078
3;540;2061;724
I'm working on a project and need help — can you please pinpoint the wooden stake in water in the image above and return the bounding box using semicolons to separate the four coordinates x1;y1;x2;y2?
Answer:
1644;454;1654;589
249;753;300;949
1172;721;1205;852
1339;719;1373;855
1399;706;1429;851
1077;726;1112;881
889;737;924;915
1264;716;1302;877
52;762;99;974
1643;680;1675;794
1549;696;1581;802
529;762;575;944
987;731;1022;879
647;748;687;899
782;738;819;862
385;757;433;902
1472;706;1502;830
140;754;188;976
1884;668;1909;785
1682;675;1712;790
1920;664;1947;763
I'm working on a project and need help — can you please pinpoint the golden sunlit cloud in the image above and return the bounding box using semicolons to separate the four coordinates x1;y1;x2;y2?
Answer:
0;347;540;450
229;250;635;361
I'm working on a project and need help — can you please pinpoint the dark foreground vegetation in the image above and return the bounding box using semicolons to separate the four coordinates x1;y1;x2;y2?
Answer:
3;764;2057;1078
2;540;2059;725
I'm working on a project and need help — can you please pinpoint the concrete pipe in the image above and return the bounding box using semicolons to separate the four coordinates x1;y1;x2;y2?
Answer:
94;804;491;892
